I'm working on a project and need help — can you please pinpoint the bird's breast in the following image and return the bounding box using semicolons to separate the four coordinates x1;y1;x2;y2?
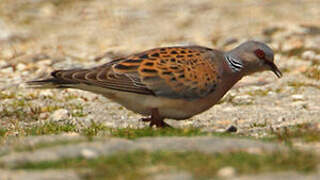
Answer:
107;85;231;120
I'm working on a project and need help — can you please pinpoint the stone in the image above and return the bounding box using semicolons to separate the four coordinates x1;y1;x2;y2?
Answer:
50;109;69;122
291;94;305;101
0;67;13;74
16;63;26;71
217;166;236;178
226;125;237;133
302;51;316;60
39;90;53;97
233;95;253;105
80;148;98;159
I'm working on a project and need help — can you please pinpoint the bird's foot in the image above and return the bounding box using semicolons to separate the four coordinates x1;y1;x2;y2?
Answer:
140;108;171;128
140;117;171;128
149;119;171;128
140;117;152;122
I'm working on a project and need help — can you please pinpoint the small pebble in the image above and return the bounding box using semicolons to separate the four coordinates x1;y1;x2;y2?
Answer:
314;55;320;62
39;112;49;119
37;59;52;66
217;166;236;178
0;67;13;73
50;109;69;122
291;94;304;101
81;148;98;159
0;60;7;67
39;90;53;97
226;125;237;133
291;101;308;109
16;63;26;71
233;95;253;105
302;50;316;60
277;116;286;122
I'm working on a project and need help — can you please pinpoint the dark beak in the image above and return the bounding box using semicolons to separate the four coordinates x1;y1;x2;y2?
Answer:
269;62;282;78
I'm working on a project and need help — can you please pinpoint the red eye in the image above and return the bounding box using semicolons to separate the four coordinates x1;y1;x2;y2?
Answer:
254;49;265;59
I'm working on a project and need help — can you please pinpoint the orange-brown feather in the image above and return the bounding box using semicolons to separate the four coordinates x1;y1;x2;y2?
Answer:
113;46;220;99
30;46;220;100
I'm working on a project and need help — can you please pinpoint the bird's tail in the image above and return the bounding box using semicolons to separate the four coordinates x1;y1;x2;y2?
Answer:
26;70;76;89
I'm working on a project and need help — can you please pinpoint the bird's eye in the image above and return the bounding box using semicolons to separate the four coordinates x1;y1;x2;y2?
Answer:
254;49;265;59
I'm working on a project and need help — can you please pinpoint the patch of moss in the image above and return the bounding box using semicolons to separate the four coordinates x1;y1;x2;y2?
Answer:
0;98;39;122
0;91;16;99
24;122;78;136
304;67;320;80
4;120;239;140
82;121;108;137
288;81;320;90
51;0;90;8
109;128;208;139
0;93;87;123
15;150;318;180
70;104;87;117
0;128;8;137
250;121;268;128
246;89;270;97
217;93;235;104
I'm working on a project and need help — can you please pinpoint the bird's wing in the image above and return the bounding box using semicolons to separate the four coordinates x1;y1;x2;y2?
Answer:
50;59;154;95
51;46;221;100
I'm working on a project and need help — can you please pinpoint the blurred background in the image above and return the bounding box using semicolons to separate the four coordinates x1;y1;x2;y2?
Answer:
1;0;320;128
1;0;319;60
1;1;320;179
0;0;320;128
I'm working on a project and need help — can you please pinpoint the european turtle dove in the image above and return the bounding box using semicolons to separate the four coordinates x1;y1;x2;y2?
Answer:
27;41;282;128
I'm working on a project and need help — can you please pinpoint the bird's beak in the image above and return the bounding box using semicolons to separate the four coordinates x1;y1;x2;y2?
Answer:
269;62;282;78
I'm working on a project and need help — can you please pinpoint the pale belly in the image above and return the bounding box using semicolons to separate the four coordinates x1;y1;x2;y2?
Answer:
104;89;228;120
74;82;233;120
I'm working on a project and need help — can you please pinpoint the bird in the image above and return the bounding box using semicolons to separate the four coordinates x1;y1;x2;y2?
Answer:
27;40;282;128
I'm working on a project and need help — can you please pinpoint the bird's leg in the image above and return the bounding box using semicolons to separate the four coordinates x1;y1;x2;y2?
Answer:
140;108;171;128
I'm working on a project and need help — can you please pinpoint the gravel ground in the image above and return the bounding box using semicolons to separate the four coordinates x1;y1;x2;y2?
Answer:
1;0;320;179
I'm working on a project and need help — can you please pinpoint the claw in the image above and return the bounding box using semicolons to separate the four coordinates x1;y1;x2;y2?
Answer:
140;117;152;122
141;108;172;128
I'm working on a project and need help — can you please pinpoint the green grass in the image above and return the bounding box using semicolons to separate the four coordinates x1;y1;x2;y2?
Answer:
0;96;87;123
288;81;320;90
1;121;241;145
15;150;318;180
3;121;320;145
250;121;268;128
246;89;270;97
0;91;16;99
82;121;109;137
0;128;8;137
24;122;78;136
304;67;320;80
109;128;209;139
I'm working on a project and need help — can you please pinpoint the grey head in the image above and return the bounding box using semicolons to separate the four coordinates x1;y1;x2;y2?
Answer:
226;40;282;78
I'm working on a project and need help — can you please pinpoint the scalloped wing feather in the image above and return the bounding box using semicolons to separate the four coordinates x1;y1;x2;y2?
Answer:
43;46;220;100
113;46;220;99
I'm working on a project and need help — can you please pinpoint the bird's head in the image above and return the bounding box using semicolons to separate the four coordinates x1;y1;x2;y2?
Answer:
228;40;282;78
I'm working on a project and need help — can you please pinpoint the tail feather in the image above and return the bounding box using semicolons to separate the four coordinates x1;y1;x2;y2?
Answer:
26;70;77;89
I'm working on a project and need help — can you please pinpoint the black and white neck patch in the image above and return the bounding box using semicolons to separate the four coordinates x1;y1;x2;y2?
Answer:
225;55;243;72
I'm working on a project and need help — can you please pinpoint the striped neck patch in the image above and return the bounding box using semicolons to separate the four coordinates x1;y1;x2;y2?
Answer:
225;55;243;72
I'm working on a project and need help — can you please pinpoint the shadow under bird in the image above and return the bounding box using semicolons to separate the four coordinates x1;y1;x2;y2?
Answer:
27;40;282;128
